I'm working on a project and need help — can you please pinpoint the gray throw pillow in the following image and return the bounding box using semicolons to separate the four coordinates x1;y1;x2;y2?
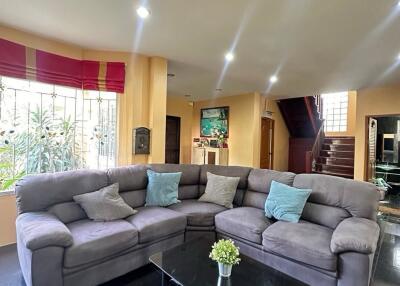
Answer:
198;172;240;208
73;183;137;221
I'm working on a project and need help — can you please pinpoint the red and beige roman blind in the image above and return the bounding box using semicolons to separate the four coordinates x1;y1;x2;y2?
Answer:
0;38;125;93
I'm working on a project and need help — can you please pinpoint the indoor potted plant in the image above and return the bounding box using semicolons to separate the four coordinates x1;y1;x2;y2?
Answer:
209;239;241;277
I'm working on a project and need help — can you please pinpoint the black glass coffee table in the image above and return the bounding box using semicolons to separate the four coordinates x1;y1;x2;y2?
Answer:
149;238;308;286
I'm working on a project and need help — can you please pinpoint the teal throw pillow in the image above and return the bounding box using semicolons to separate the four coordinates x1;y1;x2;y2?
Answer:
265;180;312;223
146;170;182;207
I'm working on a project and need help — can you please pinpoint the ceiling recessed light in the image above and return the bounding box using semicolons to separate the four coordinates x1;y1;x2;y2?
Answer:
225;52;234;62
269;75;278;83
136;6;150;18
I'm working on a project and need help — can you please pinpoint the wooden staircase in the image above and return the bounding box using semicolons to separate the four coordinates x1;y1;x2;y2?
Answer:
277;96;323;138
313;136;355;179
278;95;324;173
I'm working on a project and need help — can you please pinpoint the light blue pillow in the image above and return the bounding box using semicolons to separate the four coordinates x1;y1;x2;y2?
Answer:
265;180;312;223
146;170;182;207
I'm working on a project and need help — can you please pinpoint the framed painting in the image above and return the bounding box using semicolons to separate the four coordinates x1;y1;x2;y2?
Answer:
200;106;229;137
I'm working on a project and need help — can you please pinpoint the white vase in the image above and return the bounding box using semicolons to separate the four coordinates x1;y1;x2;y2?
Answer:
218;262;232;277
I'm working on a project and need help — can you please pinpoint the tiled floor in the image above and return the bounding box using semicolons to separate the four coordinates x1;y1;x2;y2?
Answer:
372;219;400;286
1;220;400;286
379;194;400;217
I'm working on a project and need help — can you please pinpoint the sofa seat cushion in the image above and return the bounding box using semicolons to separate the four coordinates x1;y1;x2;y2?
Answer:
168;200;227;226
126;207;186;243
215;207;273;244
262;220;337;271
64;219;138;268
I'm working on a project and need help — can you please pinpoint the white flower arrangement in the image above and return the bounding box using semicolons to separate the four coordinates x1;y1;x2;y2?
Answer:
209;239;241;265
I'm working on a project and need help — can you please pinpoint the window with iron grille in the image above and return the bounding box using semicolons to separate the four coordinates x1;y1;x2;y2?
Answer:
0;76;117;191
321;92;348;132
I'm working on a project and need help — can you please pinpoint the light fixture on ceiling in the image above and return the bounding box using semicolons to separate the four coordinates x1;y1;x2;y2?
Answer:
225;52;234;62
136;6;150;19
269;75;278;84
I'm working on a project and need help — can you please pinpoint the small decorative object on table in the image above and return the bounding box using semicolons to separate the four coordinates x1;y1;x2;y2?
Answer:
209;239;240;277
212;128;227;148
372;177;391;200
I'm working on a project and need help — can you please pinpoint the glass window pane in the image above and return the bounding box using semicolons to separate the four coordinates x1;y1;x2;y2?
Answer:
321;92;348;132
0;76;117;191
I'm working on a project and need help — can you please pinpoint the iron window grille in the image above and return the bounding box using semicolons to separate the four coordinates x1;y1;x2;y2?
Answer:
0;76;117;190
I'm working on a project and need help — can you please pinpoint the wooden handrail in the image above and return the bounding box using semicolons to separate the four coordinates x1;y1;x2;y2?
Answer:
304;96;318;135
305;119;325;173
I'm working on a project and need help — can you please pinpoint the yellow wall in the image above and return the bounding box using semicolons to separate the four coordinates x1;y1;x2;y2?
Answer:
193;93;260;167
148;57;168;163
0;25;167;245
192;93;289;170
354;85;400;181
167;96;194;164
260;97;290;171
325;90;357;137
0;195;17;246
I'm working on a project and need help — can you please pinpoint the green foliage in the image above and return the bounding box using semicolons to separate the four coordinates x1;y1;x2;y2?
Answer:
0;107;84;191
209;239;241;265
14;107;84;173
0;146;23;191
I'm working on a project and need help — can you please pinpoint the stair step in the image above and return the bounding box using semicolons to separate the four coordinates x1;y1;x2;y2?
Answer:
319;156;354;160
320;150;354;159
318;157;354;166
324;138;355;145
320;155;354;159
315;163;354;176
316;163;354;169
322;144;354;151
313;170;354;179
324;143;354;146
321;149;353;153
325;136;355;139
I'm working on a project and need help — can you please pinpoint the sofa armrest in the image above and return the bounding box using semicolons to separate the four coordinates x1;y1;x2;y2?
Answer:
330;217;380;254
16;212;73;251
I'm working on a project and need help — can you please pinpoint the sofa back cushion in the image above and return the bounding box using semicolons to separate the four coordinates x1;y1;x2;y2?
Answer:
148;164;200;200
107;165;149;208
47;202;88;224
293;174;379;226
243;169;296;209
16;169;108;214
301;202;350;229
199;165;252;206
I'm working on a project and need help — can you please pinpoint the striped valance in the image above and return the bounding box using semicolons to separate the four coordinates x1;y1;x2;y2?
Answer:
0;38;125;93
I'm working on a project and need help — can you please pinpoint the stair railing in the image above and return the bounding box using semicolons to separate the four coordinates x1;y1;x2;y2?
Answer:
314;94;323;120
305;120;325;173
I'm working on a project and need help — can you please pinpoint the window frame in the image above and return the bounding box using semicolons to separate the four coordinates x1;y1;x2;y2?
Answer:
0;76;118;190
321;92;349;133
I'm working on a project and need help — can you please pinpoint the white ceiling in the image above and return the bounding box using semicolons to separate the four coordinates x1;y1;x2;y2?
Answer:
1;0;400;100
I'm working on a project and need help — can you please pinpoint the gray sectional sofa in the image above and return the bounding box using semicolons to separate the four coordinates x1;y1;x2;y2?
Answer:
15;164;380;286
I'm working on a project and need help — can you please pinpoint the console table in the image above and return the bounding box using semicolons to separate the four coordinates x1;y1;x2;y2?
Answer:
192;147;228;165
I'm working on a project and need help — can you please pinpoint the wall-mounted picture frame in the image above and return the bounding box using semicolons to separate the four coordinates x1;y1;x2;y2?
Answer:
200;106;229;137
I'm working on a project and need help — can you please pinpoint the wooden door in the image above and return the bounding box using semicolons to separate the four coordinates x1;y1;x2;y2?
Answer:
165;116;181;164
260;118;274;169
367;118;377;181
